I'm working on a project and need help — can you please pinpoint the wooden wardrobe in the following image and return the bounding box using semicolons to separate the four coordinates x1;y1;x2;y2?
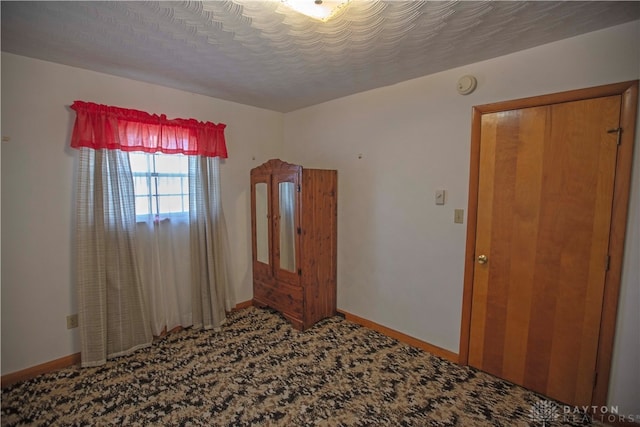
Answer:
250;159;337;330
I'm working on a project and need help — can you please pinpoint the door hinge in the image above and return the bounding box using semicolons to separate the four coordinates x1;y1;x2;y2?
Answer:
605;255;611;272
607;128;622;145
297;227;301;235
297;184;301;192
298;269;302;276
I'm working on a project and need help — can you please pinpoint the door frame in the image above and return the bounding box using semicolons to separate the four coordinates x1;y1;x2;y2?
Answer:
458;80;638;407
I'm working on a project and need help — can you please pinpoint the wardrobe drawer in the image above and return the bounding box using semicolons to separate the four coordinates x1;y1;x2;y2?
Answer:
254;281;303;317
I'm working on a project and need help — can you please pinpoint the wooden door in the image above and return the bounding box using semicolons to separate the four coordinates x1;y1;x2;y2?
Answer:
467;94;624;407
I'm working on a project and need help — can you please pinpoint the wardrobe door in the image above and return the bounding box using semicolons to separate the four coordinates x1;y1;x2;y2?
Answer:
251;173;272;283
273;170;301;286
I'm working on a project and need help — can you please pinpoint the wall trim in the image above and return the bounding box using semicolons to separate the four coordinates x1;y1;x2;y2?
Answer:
1;353;82;389
233;300;254;310
337;309;459;363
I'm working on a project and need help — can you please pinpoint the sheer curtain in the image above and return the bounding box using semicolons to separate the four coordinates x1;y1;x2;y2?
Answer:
75;148;152;367
71;101;230;366
189;156;235;329
135;218;192;336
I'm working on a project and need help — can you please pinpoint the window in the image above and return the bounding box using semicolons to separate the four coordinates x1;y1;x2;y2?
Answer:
130;152;189;221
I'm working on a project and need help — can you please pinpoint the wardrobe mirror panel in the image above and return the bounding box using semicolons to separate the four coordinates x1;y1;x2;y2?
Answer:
255;182;269;265
279;181;296;272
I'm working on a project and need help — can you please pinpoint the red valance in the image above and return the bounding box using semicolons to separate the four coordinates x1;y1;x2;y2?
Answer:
70;101;227;158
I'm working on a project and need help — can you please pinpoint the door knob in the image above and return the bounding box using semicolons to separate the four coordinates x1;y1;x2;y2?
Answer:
477;254;488;264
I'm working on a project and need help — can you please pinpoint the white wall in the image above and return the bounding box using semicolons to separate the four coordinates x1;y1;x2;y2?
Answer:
609;84;640;420
0;53;283;374
283;21;640;416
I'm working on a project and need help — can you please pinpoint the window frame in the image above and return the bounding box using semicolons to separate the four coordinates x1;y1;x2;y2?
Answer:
130;152;190;222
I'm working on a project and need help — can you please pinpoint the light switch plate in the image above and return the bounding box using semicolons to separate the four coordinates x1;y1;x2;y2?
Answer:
435;190;445;205
454;209;464;224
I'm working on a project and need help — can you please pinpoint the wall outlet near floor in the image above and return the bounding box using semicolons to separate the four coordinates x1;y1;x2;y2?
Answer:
66;314;79;329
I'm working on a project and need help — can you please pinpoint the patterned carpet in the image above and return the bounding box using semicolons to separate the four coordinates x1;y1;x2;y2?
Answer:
2;307;597;426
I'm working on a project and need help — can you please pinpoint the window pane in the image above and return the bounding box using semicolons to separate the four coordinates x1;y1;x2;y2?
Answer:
158;195;186;214
133;176;151;196
130;152;190;220
155;154;188;173
129;153;149;172
157;175;184;195
135;196;152;216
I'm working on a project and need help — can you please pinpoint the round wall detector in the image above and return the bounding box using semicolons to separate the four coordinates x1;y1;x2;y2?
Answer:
457;75;477;95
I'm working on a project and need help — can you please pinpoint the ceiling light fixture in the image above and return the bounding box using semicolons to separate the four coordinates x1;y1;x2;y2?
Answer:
281;0;351;22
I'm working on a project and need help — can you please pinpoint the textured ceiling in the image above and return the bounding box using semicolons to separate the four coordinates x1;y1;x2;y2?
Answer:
2;1;639;112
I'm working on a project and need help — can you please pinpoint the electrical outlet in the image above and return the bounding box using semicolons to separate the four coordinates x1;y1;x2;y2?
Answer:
66;314;79;329
454;209;465;224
